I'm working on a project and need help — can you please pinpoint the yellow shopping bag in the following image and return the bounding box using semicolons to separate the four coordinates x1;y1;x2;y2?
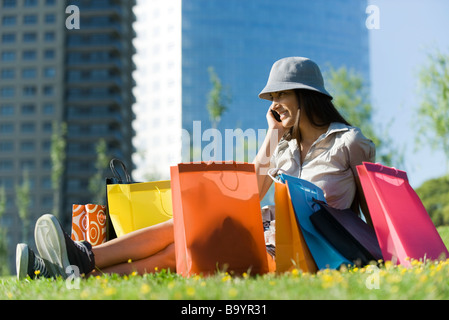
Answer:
106;159;172;237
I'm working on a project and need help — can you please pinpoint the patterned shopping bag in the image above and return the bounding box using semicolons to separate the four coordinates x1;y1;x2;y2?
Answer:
71;204;107;246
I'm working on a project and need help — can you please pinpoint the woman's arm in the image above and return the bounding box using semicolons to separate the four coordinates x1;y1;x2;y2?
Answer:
253;105;285;199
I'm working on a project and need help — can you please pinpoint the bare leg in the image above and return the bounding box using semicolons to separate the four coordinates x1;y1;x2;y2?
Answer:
95;243;176;275
92;219;174;270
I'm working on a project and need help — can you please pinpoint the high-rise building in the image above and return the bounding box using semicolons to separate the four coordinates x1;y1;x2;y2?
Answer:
133;0;370;180
0;0;136;271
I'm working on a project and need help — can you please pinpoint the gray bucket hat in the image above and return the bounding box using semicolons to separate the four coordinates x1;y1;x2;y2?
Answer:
259;57;333;100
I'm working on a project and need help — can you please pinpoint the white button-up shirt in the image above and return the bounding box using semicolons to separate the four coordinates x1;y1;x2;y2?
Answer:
270;122;376;210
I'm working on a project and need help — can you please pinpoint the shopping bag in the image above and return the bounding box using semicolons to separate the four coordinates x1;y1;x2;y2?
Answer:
274;179;317;273
310;199;382;266
171;162;269;277
106;159;173;238
357;162;448;266
279;173;352;270
71;204;107;246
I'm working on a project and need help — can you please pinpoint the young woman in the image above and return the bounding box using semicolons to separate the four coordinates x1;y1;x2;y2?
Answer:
16;57;375;279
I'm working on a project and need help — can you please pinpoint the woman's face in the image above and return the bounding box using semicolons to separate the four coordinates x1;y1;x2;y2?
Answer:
270;90;300;129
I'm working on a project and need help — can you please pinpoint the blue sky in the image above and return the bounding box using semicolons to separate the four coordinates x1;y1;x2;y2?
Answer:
368;0;449;187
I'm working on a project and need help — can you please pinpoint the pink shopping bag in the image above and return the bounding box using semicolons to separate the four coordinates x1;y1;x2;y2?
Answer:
357;162;448;266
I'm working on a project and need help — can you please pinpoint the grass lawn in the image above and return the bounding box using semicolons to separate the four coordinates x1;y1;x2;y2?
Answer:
1;226;449;301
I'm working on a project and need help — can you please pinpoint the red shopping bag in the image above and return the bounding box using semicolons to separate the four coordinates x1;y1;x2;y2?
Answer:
170;162;269;277
357;162;448;266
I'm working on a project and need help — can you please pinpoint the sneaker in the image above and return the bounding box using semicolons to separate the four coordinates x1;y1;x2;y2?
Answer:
34;214;95;279
16;243;52;280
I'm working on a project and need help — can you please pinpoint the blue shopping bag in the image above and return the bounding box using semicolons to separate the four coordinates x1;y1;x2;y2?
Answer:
278;173;351;269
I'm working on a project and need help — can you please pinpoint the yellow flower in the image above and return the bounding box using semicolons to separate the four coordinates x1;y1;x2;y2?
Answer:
221;275;232;282
228;288;238;298
186;287;195;296
291;268;299;276
34;270;40;275
154;267;158;272
140;284;151;294
127;258;132;263
104;287;117;296
131;271;138;277
80;289;90;299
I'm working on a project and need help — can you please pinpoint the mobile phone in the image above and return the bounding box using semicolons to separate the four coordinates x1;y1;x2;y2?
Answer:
271;109;281;122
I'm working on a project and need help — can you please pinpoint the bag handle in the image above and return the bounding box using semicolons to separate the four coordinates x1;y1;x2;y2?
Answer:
154;186;172;216
267;167;288;183
219;171;240;191
109;158;132;183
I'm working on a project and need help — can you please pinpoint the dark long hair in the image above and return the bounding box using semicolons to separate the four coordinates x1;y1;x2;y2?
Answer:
286;89;351;143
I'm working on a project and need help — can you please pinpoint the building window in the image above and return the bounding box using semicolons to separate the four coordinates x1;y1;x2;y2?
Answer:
22;50;37;60
0;123;14;134
0;141;14;152
42;103;54;114
44;49;55;60
0;160;14;172
1;86;15;97
43;67;55;78
23;86;37;96
20;122;36;133
21;104;36;115
23;15;38;25
41;140;51;151
23;32;37;42
24;0;38;7
20;141;35;152
1;51;15;61
44;13;56;24
43;85;54;96
2;0;16;8
1;68;15;79
2;16;17;26
44;31;55;42
20;159;35;170
22;68;36;79
2;33;16;44
0;104;14;115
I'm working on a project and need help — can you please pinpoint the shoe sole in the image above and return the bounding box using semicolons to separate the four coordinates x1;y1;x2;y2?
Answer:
16;243;29;280
35;214;69;279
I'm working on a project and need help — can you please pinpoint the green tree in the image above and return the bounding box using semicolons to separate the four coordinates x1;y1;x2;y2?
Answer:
415;176;449;227
88;139;109;204
15;170;31;243
207;66;230;129
415;49;449;173
51;121;67;218
326;66;404;168
0;186;9;275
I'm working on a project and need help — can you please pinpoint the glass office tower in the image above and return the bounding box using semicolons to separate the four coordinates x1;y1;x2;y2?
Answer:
136;0;369;178
0;0;136;271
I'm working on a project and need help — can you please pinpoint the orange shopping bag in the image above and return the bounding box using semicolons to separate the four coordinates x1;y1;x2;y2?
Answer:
274;177;318;273
170;162;269;277
71;204;107;246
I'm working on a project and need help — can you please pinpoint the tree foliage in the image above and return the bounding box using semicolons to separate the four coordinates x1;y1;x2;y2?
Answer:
325;66;404;168
415;49;449;173
415;176;449;227
207;66;230;128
